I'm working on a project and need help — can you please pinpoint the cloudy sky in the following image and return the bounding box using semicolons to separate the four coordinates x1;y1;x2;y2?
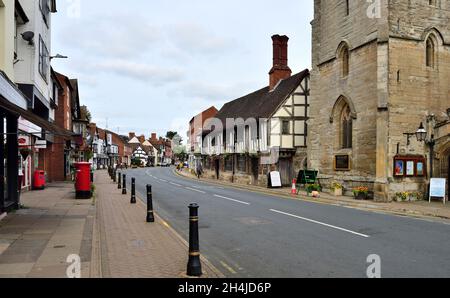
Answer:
51;0;313;140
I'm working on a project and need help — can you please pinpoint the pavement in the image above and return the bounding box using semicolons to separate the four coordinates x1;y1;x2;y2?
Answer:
0;182;95;278
95;170;222;278
123;166;450;278
0;170;222;278
177;168;450;221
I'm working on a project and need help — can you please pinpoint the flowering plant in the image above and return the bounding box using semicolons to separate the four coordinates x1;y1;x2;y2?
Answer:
352;186;369;196
331;182;343;190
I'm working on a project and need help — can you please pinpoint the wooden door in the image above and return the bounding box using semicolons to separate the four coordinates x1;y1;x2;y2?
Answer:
278;158;293;186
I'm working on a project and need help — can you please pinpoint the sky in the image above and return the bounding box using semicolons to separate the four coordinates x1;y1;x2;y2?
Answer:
51;0;314;141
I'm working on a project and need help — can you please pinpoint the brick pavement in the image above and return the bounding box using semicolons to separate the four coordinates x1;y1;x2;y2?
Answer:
95;170;223;278
0;170;223;278
0;182;95;278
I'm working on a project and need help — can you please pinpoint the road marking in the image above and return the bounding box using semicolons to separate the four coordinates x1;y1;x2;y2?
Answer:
220;261;237;275
185;187;206;194
159;179;168;183
214;195;250;206
170;182;182;187
270;209;370;238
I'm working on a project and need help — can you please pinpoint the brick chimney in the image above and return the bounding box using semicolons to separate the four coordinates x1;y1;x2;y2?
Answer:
269;35;292;90
129;132;136;140
151;133;157;141
138;135;145;144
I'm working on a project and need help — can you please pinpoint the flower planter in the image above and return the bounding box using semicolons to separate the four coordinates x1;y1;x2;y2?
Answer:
354;193;368;200
311;191;320;198
333;188;343;197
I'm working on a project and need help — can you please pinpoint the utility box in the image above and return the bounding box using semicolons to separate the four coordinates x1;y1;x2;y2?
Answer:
33;170;46;190
75;162;92;199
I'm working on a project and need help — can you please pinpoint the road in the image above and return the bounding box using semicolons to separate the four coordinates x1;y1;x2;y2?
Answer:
122;167;450;278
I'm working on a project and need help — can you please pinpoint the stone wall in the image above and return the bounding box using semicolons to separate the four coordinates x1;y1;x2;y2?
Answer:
310;0;450;201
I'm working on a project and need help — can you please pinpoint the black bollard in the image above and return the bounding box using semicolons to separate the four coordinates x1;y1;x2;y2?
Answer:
122;174;127;195
118;172;122;189
187;203;202;277
146;185;155;223
113;170;117;183
130;178;136;204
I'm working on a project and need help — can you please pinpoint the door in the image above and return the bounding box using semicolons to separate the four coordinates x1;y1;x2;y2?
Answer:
215;159;220;180
251;157;259;184
278;158;293;186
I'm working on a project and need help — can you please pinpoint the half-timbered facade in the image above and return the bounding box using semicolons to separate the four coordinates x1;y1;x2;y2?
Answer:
201;35;310;186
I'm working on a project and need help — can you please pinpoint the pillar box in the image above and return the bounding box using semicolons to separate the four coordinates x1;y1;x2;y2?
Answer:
75;162;92;199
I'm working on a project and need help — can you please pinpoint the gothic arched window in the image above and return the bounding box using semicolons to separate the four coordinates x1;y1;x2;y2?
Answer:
426;37;435;68
341;105;353;149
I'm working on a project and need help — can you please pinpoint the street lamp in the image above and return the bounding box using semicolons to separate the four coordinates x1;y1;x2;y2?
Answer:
50;54;68;60
415;122;428;143
415;122;436;191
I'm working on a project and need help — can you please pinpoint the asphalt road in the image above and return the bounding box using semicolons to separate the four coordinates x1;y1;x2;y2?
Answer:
121;167;450;278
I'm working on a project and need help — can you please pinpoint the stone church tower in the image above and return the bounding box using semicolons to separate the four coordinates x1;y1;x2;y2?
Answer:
308;0;450;201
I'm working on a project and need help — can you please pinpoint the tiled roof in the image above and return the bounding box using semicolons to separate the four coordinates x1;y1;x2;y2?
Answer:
216;69;309;124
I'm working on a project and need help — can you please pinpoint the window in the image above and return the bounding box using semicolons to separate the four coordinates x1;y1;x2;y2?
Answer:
237;155;246;173
39;0;50;26
282;120;290;135
38;35;49;81
426;37;435;68
225;156;233;172
342;47;349;77
341;105;353;149
14;19;18;59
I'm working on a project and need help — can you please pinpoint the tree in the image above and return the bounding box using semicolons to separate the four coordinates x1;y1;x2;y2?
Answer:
166;131;178;140
81;105;92;122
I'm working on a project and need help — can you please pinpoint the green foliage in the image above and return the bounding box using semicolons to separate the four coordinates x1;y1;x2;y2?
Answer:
131;158;142;167
306;184;322;193
166;131;178;140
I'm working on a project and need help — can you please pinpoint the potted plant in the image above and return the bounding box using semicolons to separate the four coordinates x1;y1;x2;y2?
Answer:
352;186;369;200
19;148;32;160
331;182;343;197
394;192;409;202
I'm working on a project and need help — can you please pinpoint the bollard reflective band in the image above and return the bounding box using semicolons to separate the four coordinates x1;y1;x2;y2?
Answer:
189;216;199;221
189;251;200;256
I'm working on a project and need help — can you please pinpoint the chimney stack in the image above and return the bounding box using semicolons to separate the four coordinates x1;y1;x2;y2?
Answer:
151;133;157;141
269;35;292;90
138;135;146;144
129;132;136;140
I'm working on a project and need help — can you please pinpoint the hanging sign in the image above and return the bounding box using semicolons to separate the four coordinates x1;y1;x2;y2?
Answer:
35;140;47;149
429;178;447;205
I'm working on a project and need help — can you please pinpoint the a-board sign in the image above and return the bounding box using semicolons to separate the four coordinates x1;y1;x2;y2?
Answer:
269;171;282;188
429;178;447;205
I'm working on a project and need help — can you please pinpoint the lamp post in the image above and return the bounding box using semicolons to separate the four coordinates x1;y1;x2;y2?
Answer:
415;122;436;193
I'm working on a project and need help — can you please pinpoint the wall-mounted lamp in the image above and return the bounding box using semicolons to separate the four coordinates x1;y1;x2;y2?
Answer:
21;31;35;46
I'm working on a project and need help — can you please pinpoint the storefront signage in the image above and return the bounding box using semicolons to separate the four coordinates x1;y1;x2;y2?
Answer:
35;140;47;149
18;136;30;147
429;178;447;204
269;171;282;188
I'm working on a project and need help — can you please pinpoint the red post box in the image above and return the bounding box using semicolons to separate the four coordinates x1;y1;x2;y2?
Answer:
33;170;46;190
75;162;92;199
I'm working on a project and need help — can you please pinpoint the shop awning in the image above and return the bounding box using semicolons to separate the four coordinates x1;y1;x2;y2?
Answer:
0;94;75;139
